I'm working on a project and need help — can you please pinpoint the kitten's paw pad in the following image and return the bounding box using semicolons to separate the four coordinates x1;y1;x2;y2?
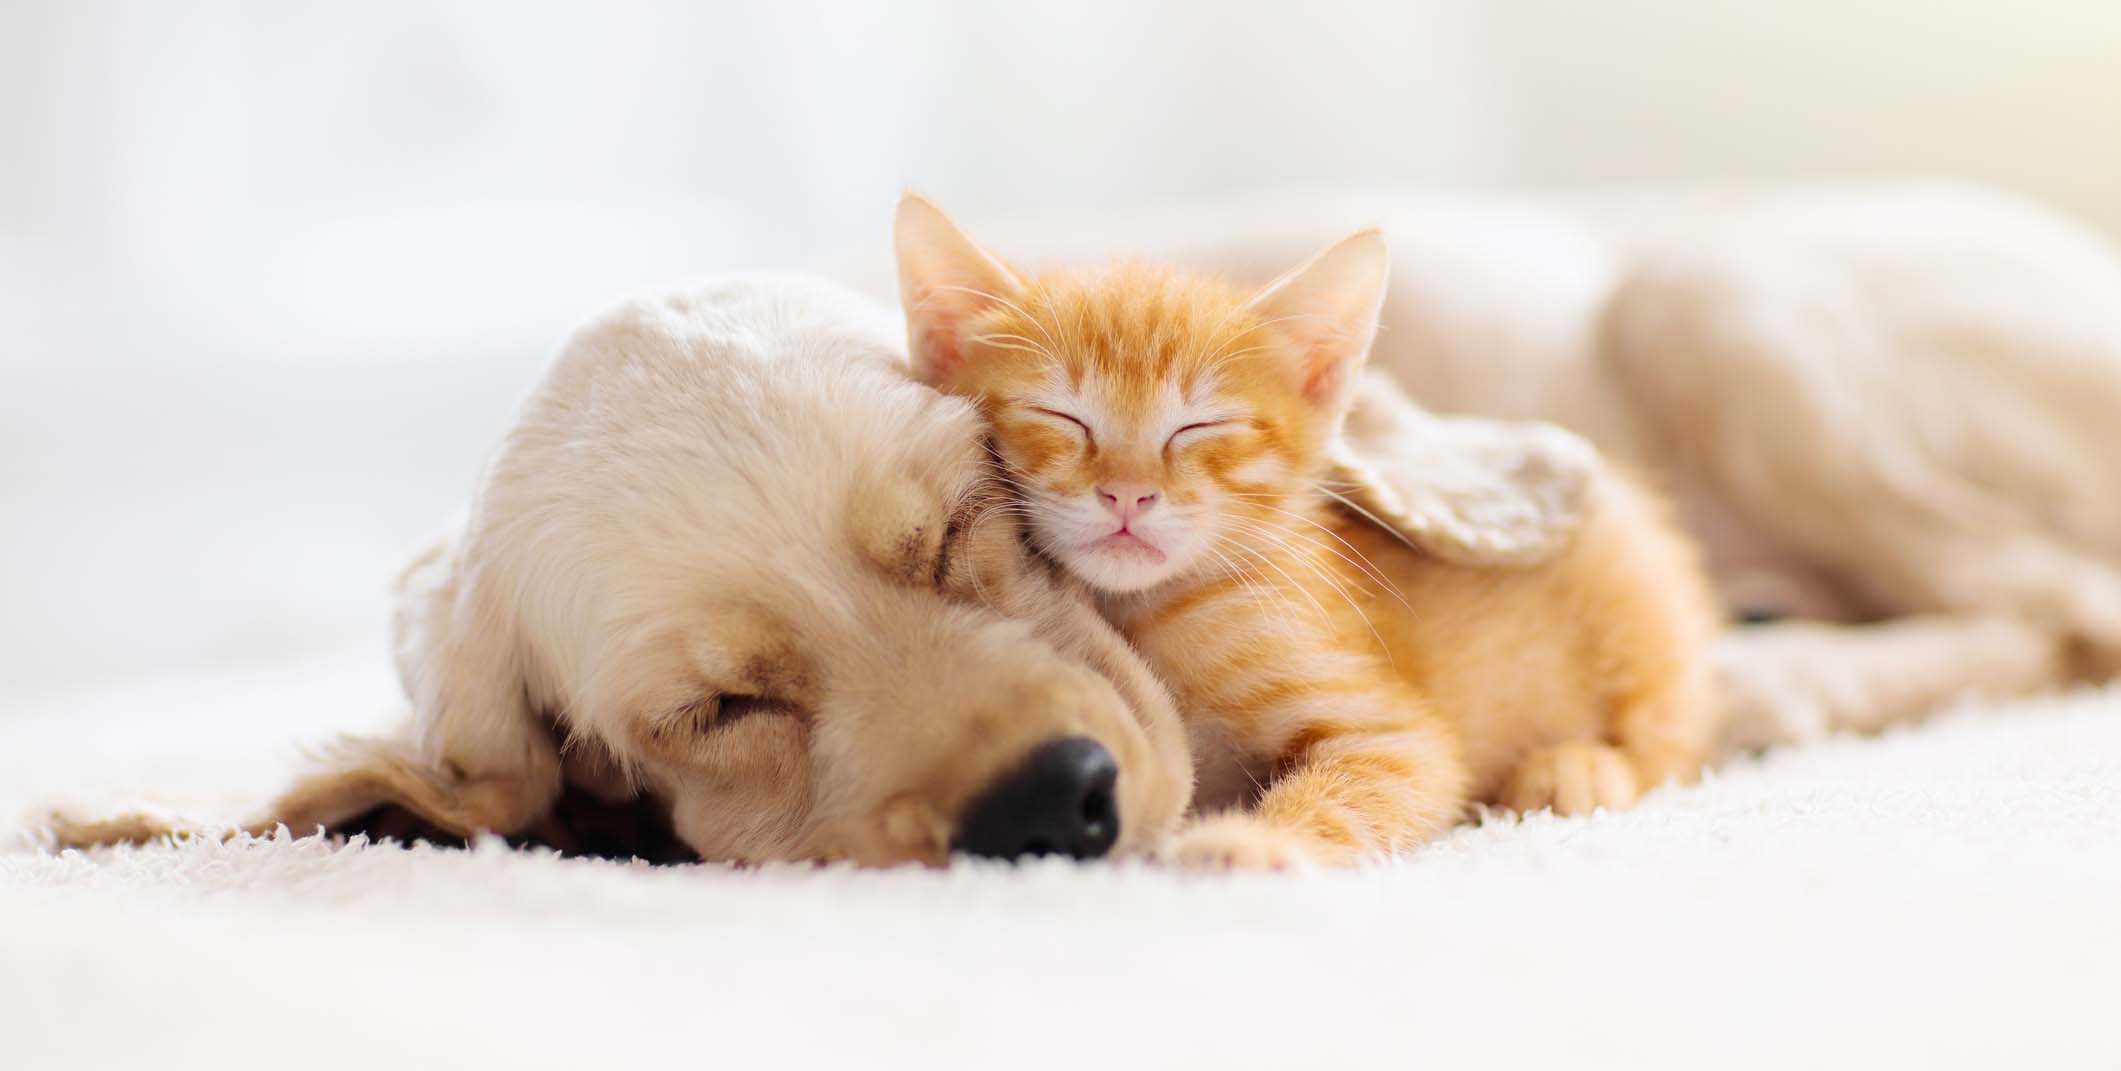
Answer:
1503;743;1641;817
1165;816;1316;871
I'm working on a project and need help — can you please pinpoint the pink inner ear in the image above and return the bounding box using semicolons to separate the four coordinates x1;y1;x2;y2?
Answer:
1300;357;1341;404
912;299;965;382
1285;325;1360;408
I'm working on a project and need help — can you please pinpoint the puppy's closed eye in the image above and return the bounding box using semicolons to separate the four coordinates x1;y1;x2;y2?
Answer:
857;478;957;586
719;694;800;724
933;488;1027;600
668;694;799;737
898;494;982;590
931;517;963;588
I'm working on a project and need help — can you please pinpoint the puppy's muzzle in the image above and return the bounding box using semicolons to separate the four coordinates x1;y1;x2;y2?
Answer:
952;736;1120;861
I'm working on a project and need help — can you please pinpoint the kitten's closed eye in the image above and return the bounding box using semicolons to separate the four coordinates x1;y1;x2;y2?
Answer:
1031;407;1093;443
1165;420;1236;452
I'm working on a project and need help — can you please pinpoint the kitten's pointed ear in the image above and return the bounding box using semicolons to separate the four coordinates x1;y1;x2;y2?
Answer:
1246;228;1389;419
894;192;1028;384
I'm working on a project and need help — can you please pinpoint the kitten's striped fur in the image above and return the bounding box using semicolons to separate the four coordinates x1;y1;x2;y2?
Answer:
897;194;1721;867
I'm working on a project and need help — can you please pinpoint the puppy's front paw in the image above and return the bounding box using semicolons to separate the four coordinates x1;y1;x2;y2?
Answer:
1165;815;1316;872
1503;742;1641;817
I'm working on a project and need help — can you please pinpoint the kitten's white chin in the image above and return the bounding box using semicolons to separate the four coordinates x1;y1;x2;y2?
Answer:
1060;542;1188;593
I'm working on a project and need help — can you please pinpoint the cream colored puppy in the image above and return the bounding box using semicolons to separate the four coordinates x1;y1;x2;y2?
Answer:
52;274;1195;865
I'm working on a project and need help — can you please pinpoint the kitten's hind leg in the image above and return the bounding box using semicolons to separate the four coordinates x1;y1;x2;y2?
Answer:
1501;741;1641;816
1501;639;1722;817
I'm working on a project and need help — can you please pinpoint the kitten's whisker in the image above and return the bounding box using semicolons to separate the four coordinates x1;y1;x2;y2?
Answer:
1199;344;1275;365
1199;545;1265;619
1227;543;1330;637
1199;534;1294;626
1225;501;1409;610
986;473;1040;495
1318;487;1421;554
1217;527;1335;628
965;332;1059;363
1203;543;1301;636
1217;507;1376;581
1224;519;1370;617
931;284;1064;357
1198;309;1332;369
1195;303;1256;369
1224;518;1374;608
1199;320;1261;369
1220;517;1394;657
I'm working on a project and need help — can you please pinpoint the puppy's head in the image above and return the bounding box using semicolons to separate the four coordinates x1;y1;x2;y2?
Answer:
453;276;1191;865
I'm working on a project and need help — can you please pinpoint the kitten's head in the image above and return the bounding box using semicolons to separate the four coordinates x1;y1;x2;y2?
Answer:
895;194;1388;593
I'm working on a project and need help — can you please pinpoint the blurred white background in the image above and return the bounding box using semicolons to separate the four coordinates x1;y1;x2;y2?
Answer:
4;1;2120;702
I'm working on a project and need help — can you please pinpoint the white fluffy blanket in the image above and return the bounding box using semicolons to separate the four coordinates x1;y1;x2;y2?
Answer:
4;653;2118;1070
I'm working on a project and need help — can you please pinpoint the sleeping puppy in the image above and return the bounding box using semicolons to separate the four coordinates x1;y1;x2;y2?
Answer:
49;265;1646;864
50;275;1195;865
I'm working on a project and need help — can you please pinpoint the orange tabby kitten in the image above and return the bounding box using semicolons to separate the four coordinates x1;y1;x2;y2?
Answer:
894;194;1722;868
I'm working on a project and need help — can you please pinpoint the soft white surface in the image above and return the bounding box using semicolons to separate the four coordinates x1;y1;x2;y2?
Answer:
3;657;2118;1069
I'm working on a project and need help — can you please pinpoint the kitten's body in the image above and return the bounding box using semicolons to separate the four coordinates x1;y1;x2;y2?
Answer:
897;197;1721;867
1119;473;1715;827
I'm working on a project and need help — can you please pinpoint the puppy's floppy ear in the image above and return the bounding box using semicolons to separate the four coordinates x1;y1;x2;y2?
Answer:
40;532;567;852
40;729;555;851
894;192;1029;384
380;529;564;834
1246;227;1389;428
1327;371;1602;566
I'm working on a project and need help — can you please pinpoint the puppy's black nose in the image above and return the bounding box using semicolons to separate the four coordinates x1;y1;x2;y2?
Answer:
953;736;1120;861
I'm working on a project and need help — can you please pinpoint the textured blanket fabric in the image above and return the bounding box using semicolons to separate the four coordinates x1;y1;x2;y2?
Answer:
4;654;2118;1070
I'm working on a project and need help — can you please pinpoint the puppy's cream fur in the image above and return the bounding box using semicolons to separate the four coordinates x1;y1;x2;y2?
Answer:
51;275;1193;865
966;183;2121;746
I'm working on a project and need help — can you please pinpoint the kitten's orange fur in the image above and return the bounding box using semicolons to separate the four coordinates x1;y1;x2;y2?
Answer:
896;194;1722;868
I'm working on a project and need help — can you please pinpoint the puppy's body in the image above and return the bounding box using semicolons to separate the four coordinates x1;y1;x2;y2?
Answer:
52;275;1195;865
961;184;2121;745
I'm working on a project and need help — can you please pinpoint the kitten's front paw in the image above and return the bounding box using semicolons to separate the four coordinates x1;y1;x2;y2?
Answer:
1164;815;1317;872
1503;742;1641;817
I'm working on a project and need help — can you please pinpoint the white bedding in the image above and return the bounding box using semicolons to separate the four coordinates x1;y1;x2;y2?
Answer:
4;653;2118;1070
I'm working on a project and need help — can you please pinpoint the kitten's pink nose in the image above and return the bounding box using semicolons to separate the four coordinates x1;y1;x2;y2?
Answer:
1096;482;1160;524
